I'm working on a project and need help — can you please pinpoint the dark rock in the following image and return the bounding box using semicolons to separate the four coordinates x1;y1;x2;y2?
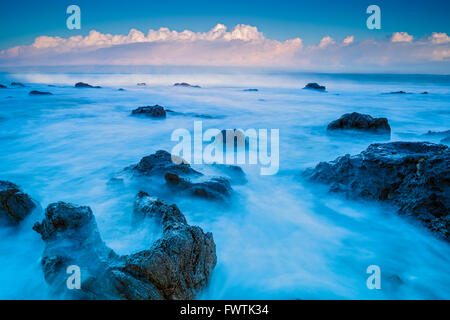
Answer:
387;91;410;94
422;91;429;94
131;105;166;118
33;198;216;300
304;142;450;240
0;180;35;225
211;164;247;185
10;82;25;87
29;90;52;95
303;83;326;91
137;83;146;86
118;88;126;91
243;88;258;92
327;112;391;133
0;84;6;88
165;173;232;201
424;129;450;137
128;150;201;177
174;82;201;88
75;82;101;88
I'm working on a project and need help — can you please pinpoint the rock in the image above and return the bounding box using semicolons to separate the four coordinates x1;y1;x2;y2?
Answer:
165;173;232;201
424;129;450;137
174;82;201;88
118;88;126;91
0;180;35;225
327;112;391;133
303;83;326;91
128;150;201;177
33;198;216;300
304;142;450;240
75;82;101;88
441;136;450;144
10;82;25;87
422;91;429;94
0;84;6;88
211;164;247;185
243;88;258;92
29;90;52;95
387;91;410;94
131;105;166;118
137;83;146;86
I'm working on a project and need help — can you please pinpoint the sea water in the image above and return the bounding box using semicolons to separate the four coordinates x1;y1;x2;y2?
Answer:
0;70;449;299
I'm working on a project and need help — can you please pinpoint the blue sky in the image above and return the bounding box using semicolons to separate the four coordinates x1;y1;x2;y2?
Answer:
0;0;449;50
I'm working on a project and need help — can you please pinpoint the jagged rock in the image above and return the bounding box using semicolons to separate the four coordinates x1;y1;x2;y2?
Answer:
304;142;450;240
10;82;25;87
33;198;217;300
174;82;201;88
0;180;35;225
303;83;326;91
75;82;101;88
131;105;166;118
165;173;232;201
128;150;201;177
327;112;391;133
29;90;52;95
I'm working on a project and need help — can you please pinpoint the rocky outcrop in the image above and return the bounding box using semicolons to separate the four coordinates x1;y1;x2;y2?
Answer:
0;180;35;225
10;82;25;87
304;142;450;240
165;173;232;201
0;84;6;88
327;112;391;134
33;198;217;300
75;82;101;88
174;82;201;88
29;90;52;95
131;105;166;118
128;150;201;177
303;83;326;91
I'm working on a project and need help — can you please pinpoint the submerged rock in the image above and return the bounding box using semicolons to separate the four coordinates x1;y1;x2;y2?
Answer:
29;90;52;95
10;82;25;87
386;91;410;94
304;142;450;240
303;83;326;91
211;164;247;185
174;82;201;88
327;112;391;134
75;82;101;88
0;84;6;88
165;173;232;201
0;180;35;225
131;105;166;118
33;198;216;300
243;88;258;92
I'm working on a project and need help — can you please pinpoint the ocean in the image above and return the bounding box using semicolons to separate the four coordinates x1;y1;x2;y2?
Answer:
0;70;449;299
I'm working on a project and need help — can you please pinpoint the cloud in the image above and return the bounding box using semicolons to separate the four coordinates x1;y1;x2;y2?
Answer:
0;25;449;73
342;36;354;46
318;36;335;48
391;32;414;43
430;32;450;44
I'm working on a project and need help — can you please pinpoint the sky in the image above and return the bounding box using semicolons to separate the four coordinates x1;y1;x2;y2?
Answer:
0;0;449;72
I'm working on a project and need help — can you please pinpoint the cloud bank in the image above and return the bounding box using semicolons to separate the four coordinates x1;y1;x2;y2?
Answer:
1;24;449;73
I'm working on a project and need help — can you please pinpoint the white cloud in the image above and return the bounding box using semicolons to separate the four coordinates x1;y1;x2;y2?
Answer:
0;25;449;73
318;36;335;48
429;32;450;44
342;36;354;46
391;32;414;43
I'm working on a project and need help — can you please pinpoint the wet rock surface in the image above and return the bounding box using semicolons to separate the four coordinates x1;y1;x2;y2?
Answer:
304;142;450;240
29;90;52;95
75;82;101;88
33;197;217;300
174;82;201;88
10;82;25;87
327;112;391;134
0;84;6;88
0;180;35;225
303;83;326;91
131;105;166;118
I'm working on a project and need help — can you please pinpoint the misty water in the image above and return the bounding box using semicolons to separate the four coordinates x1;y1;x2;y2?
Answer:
0;71;449;299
